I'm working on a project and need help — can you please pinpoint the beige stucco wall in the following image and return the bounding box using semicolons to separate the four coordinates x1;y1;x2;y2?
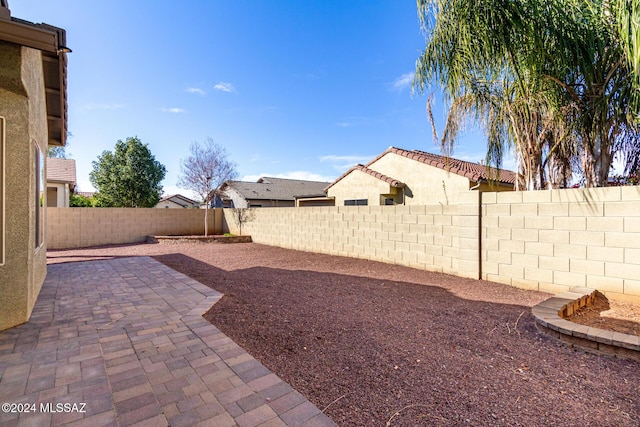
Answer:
156;199;185;209
372;152;473;205
47;182;69;207
47;207;224;249
327;169;398;206
0;43;48;331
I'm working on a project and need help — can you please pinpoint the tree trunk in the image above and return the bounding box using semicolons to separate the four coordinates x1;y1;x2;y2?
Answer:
204;205;209;237
583;138;613;187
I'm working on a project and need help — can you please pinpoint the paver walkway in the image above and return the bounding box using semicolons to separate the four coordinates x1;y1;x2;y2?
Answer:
0;256;335;427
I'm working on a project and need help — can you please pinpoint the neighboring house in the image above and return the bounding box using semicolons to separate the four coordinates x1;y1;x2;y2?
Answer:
325;147;516;206
216;177;329;208
46;157;76;207
0;3;70;330
156;194;199;209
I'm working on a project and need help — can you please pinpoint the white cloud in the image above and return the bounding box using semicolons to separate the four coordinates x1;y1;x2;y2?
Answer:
320;154;375;171
186;87;206;95
391;72;414;91
162;107;186;113
214;82;236;93
335;116;372;128
241;171;335;183
82;102;125;111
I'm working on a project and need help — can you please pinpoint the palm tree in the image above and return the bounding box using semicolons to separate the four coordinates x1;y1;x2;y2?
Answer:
414;0;639;188
414;0;576;190
615;0;640;90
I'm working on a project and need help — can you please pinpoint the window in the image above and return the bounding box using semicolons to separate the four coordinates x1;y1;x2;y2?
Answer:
384;198;395;205
0;117;4;265
344;199;367;206
34;142;44;249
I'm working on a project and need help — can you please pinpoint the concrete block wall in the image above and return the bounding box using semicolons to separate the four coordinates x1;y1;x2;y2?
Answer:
47;208;223;249
47;187;640;303
482;187;640;303
223;192;481;279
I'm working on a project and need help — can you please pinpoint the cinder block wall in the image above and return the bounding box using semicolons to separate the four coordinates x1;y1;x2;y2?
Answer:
223;192;481;279
225;187;640;303
482;187;640;303
47;187;640;303
47;208;223;249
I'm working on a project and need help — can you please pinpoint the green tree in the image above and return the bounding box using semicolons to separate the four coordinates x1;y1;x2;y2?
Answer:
90;137;167;207
177;138;237;236
413;0;639;188
615;0;640;96
69;193;95;207
47;132;73;158
47;145;68;158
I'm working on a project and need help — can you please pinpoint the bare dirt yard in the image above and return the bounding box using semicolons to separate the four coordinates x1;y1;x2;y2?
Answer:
48;243;640;426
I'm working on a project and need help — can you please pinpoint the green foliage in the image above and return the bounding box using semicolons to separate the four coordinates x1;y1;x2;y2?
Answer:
414;0;640;188
69;193;104;207
47;145;68;159
69;193;92;207
89;137;167;207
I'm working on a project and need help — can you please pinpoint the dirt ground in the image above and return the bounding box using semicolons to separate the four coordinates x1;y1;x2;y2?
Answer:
47;243;640;426
567;292;640;336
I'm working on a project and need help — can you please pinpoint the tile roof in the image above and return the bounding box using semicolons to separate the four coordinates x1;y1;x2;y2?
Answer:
387;147;517;185
46;158;76;184
158;194;199;207
325;146;517;192
223;177;330;201
324;164;404;192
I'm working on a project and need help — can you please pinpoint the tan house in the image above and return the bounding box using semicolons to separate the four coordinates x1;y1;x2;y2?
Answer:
325;147;516;206
217;177;329;208
156;194;199;209
46;157;76;207
0;3;70;331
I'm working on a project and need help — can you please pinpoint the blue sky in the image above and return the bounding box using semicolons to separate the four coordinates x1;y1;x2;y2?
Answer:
12;0;496;198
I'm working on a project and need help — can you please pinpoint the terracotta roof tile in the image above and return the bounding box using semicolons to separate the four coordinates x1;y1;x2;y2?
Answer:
387;147;517;185
325;146;517;192
324;164;405;193
46;158;76;184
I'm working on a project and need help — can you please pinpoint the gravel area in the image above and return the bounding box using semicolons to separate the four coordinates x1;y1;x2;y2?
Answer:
48;243;640;426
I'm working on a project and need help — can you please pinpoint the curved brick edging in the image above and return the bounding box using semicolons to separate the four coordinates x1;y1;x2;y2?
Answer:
147;235;252;244
532;287;640;362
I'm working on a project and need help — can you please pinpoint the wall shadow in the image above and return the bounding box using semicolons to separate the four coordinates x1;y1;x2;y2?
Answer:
151;252;640;427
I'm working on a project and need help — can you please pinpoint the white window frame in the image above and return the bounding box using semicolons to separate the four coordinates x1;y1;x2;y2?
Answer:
34;141;45;251
0;117;4;265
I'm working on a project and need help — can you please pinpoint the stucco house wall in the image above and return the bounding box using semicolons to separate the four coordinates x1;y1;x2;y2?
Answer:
326;169;400;206
157;199;183;208
0;42;49;331
327;149;516;207
371;152;472;205
47;182;69;207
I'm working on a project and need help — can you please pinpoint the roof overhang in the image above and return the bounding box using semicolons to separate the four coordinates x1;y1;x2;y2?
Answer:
0;9;69;147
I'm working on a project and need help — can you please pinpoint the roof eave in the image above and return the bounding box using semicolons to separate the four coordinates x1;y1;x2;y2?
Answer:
0;17;69;147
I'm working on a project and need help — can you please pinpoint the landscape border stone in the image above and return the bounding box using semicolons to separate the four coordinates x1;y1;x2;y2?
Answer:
532;287;640;361
147;235;252;244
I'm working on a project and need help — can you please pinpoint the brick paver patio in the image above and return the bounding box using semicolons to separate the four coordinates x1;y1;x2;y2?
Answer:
0;256;335;427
